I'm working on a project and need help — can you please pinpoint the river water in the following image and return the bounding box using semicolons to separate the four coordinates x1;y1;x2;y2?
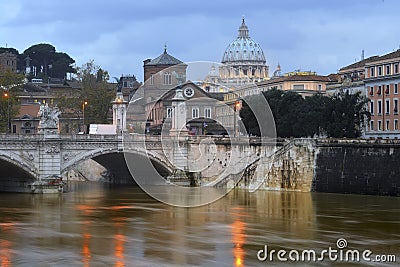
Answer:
0;182;399;266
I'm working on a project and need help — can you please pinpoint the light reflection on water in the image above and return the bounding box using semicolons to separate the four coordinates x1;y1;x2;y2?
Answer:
0;182;399;266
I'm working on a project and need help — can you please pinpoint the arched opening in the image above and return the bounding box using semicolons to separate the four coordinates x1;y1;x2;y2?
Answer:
66;151;172;185
0;159;36;192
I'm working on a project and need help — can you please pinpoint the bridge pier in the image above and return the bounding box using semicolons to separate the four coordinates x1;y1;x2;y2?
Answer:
38;138;62;180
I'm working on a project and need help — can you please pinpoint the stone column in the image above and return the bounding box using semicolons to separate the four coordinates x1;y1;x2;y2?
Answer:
169;87;188;137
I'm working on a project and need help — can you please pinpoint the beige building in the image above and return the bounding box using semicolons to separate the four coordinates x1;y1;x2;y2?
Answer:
0;52;17;75
257;71;334;97
144;81;225;135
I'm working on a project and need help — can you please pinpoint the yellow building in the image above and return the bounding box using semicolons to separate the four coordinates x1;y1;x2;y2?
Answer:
257;71;334;97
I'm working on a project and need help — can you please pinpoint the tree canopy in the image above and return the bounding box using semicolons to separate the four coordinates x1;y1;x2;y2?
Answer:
0;70;25;132
0;43;76;80
240;89;370;138
22;43;76;80
56;60;114;125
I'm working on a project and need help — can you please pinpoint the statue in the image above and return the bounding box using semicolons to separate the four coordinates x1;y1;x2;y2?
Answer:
113;77;123;93
37;103;61;134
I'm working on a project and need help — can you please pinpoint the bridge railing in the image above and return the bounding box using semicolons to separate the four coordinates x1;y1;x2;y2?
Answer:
0;133;291;145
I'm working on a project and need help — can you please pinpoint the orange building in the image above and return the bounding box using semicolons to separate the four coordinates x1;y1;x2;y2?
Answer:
365;49;400;138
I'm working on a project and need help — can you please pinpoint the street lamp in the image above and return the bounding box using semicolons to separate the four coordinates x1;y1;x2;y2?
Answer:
82;100;88;133
3;92;10;133
233;100;241;137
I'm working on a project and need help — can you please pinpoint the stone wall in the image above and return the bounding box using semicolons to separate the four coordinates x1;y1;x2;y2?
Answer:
237;139;317;192
243;139;400;197
313;140;400;196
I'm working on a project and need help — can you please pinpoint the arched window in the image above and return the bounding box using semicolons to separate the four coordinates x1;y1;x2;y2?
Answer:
163;72;172;85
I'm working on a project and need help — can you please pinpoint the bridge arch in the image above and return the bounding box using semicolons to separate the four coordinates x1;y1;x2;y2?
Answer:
61;147;174;183
0;154;37;191
0;152;38;179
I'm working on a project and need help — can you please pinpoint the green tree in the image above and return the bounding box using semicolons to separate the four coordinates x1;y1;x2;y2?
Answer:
300;94;331;137
77;60;114;124
0;70;25;132
260;89;304;138
240;89;369;138
22;43;76;80
325;91;370;138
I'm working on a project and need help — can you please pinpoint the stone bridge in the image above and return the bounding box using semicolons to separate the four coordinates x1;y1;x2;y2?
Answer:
0;133;319;192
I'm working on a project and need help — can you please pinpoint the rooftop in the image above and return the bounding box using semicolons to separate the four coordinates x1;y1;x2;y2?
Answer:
145;47;183;66
340;49;400;71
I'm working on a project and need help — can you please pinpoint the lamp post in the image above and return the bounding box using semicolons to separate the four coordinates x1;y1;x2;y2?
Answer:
233;100;241;137
82;100;88;133
3;91;10;133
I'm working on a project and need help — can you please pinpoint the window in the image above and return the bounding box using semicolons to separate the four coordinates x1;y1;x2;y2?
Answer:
370;67;375;77
395;63;399;74
385;84;390;94
386;65;391;75
378;66;382;76
293;84;305;90
386;99;390;114
150;74;154;85
123;81;127;87
370;100;374;114
370;120;374;131
167;107;173;118
377;85;382;95
318;84;322;91
395;84;399;94
395;119;399;130
163;72;172;85
394;99;398;114
369;86;373;96
378;100;382;115
192;107;199;118
386;120;390;131
378;120;382;131
204;108;212;118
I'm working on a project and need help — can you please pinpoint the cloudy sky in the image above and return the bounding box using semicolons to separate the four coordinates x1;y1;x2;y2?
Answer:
1;0;399;81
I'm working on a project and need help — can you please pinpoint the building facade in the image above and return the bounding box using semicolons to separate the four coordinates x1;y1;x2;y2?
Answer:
331;49;400;138
0;52;17;75
144;81;225;135
257;71;333;97
142;47;187;102
365;50;400;138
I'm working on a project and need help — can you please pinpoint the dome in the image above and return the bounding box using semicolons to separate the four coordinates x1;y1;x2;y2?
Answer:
222;18;266;64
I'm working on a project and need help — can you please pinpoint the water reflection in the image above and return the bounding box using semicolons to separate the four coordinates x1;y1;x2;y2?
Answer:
231;217;246;266
0;183;398;266
81;221;91;267
113;234;126;267
0;222;15;267
0;239;12;267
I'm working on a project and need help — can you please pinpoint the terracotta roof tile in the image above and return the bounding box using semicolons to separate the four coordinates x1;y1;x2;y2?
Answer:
17;104;40;118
